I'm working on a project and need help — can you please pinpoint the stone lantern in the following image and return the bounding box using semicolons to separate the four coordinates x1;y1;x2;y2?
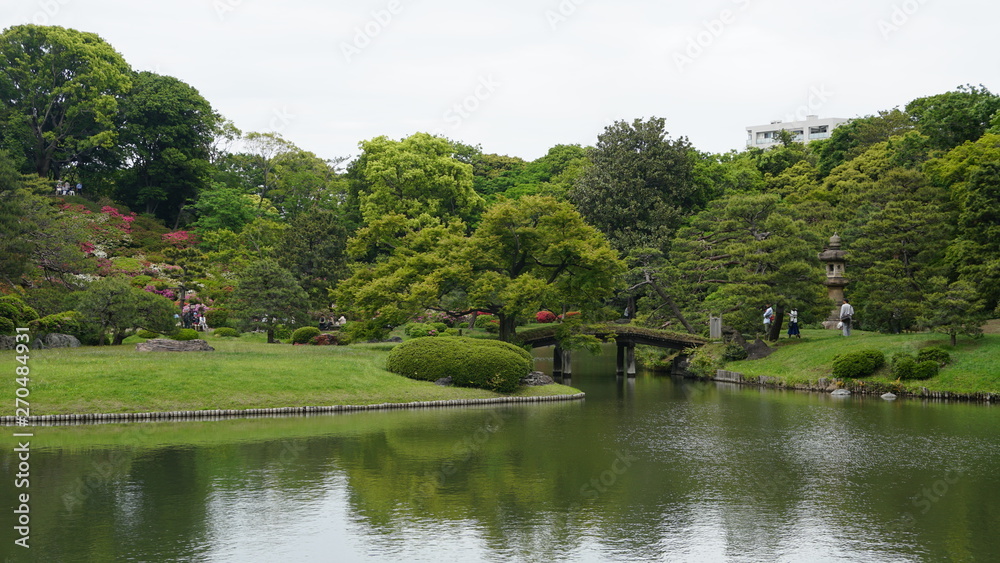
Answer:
818;234;848;329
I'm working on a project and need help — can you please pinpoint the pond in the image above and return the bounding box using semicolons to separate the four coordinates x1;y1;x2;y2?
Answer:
3;348;998;562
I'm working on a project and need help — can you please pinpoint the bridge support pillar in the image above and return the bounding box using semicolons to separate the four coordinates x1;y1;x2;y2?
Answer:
553;345;563;377
616;343;637;377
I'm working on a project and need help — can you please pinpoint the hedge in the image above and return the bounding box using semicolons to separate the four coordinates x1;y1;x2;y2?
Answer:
832;348;885;379
171;328;200;341
385;336;532;393
214;327;240;338
291;326;321;344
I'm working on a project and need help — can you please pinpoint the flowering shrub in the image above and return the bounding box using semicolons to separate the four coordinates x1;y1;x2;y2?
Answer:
557;311;581;320
162;230;198;248
535;311;557;323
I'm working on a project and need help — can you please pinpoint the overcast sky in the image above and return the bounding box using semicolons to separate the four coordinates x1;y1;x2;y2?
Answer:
5;0;996;162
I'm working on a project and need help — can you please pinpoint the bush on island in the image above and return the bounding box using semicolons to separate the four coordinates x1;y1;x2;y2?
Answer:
832;348;885;379
385;336;532;393
292;326;321;344
214;327;240;338
171;328;199;341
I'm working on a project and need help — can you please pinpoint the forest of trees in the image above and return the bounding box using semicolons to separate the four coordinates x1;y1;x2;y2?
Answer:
2;24;999;346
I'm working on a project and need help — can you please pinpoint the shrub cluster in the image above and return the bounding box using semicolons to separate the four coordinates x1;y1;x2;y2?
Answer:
136;329;160;339
535;311;557;323
385;336;532;393
831;348;885;379
890;349;946;380
309;333;341;345
474;315;497;328
406;322;438;338
0;296;39;335
291;326;322;344
27;310;99;344
171;328;199;341
213;327;240;338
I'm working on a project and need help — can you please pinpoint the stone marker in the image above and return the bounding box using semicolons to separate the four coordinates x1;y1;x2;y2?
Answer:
136;338;214;352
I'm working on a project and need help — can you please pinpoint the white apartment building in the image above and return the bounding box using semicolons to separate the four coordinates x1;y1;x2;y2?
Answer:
746;115;849;149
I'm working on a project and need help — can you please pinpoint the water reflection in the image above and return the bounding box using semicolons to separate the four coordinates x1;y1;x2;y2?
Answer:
2;348;999;562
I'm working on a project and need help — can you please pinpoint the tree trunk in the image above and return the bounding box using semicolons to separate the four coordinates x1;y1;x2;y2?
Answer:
498;314;517;342
951;332;957;347
768;305;785;342
646;277;697;335
267;326;276;344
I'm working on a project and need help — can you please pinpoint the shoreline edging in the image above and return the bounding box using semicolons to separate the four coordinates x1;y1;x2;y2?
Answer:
712;370;995;402
1;392;587;426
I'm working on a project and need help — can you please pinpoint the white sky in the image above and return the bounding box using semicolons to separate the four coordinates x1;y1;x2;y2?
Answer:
5;0;996;162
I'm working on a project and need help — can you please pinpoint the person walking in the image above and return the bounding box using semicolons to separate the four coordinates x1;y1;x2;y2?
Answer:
788;308;801;338
763;304;774;335
839;299;855;336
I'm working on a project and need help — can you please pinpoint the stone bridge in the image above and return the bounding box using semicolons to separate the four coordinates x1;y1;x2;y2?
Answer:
514;324;708;377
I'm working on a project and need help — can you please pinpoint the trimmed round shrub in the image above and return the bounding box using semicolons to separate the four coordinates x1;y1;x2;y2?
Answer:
385;336;532;393
171;328;199;341
457;322;469;329
443;328;461;336
0;316;14;336
292;326;321;344
914;360;939;380
130;274;153;288
917;347;950;366
832;348;885;379
28;310;89;341
535;310;557;323
136;329;160;339
214;327;240;338
0;295;38;327
430;322;448;333
891;354;917;380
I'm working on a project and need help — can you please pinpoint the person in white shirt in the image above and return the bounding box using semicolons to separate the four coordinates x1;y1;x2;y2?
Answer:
839;299;855;336
787;308;800;338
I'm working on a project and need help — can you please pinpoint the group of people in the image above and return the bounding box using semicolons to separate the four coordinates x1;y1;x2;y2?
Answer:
762;298;855;338
180;305;209;331
54;181;82;196
318;316;347;330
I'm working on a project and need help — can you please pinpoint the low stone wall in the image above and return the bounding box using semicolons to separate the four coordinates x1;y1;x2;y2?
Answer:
0;393;586;426
712;370;995;403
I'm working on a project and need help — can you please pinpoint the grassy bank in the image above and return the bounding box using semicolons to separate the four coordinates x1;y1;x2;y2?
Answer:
2;334;581;416
723;328;1000;394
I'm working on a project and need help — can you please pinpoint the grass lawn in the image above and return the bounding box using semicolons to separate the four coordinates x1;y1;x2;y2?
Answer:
2;333;581;416
724;328;1000;394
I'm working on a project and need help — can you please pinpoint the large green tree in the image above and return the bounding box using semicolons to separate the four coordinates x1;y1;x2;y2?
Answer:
114;71;217;224
906;85;1000;152
570;117;709;254
0;25;132;178
336;196;624;342
229;259;310;343
77;276;177;345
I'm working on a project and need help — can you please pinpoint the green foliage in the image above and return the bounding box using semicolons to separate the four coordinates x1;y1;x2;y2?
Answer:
686;345;723;378
474;315;497;328
406;323;438;338
229;259;310;343
917;347;951;366
0;317;14;335
722;342;748;361
136;329;160;339
569;117;708;253
27;310;89;341
0;25;133;177
213;327;240;338
0;295;38;328
891;353;917;380
77;276;178;345
914;360;940;380
905;84;1000;151
385;336;531;393
291;326;321;344
204;308;230;328
171;328;199;341
831;349;885;379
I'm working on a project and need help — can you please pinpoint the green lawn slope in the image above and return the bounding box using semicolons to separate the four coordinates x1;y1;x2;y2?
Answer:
724;327;1000;394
